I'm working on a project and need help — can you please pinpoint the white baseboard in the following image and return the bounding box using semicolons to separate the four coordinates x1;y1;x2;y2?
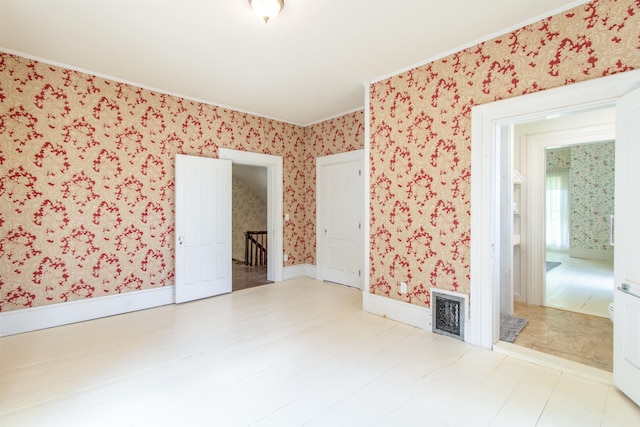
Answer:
363;291;432;330
362;291;477;343
304;264;317;279
283;264;316;280
0;286;175;337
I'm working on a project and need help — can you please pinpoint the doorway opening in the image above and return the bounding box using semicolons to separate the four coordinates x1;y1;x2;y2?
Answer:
219;148;284;285
543;140;615;318
469;68;640;358
231;164;273;291
502;109;615;371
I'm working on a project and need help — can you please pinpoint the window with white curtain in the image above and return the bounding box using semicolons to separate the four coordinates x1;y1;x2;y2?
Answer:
546;170;570;250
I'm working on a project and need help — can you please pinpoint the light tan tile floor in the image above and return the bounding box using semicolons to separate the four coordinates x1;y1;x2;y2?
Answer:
513;302;613;372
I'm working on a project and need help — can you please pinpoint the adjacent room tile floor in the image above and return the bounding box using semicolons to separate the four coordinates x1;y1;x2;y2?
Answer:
513;302;613;371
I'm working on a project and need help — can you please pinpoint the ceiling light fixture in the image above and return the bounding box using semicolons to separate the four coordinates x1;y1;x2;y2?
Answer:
249;0;284;24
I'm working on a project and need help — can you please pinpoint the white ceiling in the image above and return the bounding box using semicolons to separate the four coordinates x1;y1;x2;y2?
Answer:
1;0;588;126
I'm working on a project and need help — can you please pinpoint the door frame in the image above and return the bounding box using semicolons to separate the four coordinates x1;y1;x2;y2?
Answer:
523;126;615;307
316;149;365;289
218;148;284;282
469;69;640;349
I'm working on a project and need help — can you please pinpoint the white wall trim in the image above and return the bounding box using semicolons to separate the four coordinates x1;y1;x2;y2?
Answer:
471;69;640;349
0;286;175;337
363;292;432;330
363;82;372;295
283;264;316;281
363;291;477;341
304;264;318;279
525;125;616;305
218;148;284;283
306;107;365;127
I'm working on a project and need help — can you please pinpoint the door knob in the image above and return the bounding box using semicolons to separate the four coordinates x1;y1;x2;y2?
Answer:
178;236;184;246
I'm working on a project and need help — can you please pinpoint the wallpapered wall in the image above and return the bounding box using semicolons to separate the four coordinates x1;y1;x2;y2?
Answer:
547;142;615;256
231;176;267;262
546;147;572;171
369;0;639;307
303;113;365;264
0;50;364;312
570;141;615;254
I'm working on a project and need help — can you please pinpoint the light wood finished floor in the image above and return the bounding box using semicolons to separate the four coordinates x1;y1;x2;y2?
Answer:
2;278;639;426
546;250;613;318
513;302;613;372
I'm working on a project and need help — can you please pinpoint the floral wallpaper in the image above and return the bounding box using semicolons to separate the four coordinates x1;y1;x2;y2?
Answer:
303;112;365;265
546;147;572;171
546;142;615;255
231;176;267;262
0;51;363;312
0;52;314;311
570;141;615;253
1;0;636;315
231;176;267;261
369;0;639;308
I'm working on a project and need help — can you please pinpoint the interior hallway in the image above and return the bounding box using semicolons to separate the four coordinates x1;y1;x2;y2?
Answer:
2;278;638;426
232;259;272;292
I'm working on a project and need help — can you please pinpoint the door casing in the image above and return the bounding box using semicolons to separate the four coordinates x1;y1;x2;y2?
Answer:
520;125;615;306
470;68;640;349
218;148;284;282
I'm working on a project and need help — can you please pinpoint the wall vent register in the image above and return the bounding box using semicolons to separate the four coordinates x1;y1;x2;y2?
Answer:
432;291;465;341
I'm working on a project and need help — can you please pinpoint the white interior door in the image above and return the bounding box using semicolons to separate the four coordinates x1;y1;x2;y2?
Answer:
175;154;232;303
613;87;640;405
317;151;363;289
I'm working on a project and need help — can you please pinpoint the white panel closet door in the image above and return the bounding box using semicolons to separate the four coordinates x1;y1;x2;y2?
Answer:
317;152;363;289
175;154;232;303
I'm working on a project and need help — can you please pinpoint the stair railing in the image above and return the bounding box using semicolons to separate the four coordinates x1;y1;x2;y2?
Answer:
245;231;267;266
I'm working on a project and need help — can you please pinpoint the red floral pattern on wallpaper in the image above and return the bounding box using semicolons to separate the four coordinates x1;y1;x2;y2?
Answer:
1;0;636;313
0;53;328;311
369;0;639;307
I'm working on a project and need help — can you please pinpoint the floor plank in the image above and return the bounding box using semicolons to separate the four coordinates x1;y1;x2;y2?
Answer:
545;250;613;318
1;278;638;426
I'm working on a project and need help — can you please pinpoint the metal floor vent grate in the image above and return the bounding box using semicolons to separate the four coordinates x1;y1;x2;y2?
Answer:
432;291;465;341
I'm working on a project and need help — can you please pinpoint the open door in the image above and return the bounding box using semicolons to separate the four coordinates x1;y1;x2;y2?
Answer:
175;154;232;303
613;87;640;405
